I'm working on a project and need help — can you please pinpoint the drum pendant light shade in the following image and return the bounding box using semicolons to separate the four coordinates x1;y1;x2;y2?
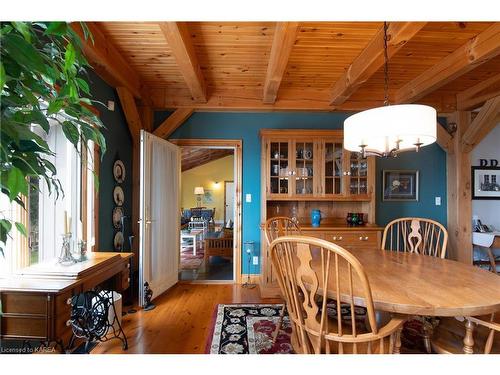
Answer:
343;104;437;156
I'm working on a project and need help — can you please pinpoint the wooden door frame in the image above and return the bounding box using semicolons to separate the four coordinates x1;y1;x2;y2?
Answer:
223;180;235;225
170;138;243;284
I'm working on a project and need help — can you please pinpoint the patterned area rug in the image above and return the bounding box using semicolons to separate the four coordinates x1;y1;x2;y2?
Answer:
207;303;427;354
208;304;293;354
180;247;204;270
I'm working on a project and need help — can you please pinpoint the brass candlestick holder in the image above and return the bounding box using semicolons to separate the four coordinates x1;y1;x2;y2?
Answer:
58;233;76;265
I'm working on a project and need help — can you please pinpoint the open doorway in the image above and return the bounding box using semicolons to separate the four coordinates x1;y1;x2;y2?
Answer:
175;141;241;282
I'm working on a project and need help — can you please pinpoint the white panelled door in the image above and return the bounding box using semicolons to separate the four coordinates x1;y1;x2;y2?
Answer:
139;130;180;306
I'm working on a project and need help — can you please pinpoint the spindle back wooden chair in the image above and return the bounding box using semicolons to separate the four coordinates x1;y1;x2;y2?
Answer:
270;235;405;354
264;216;302;344
381;217;448;259
264;216;302;245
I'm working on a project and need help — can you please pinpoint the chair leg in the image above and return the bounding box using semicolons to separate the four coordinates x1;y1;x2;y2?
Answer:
393;326;403;354
272;305;286;345
422;317;438;354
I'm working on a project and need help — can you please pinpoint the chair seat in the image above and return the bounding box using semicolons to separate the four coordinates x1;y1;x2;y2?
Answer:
432;317;500;354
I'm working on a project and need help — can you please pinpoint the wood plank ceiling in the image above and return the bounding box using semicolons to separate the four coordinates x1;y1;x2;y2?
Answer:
181;148;233;172
95;21;500;113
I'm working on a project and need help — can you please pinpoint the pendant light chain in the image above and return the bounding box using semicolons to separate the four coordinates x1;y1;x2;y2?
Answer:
383;21;390;106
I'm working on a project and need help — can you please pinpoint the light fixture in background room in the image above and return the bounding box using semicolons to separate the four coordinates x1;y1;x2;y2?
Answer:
213;181;220;189
194;186;204;207
343;22;436;158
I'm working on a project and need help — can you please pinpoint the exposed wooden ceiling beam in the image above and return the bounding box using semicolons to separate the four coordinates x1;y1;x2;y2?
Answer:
149;87;455;113
158;22;207;103
116;87;143;141
263;22;299;104
461;96;500;152
330;22;426;106
436;121;453;153
457;72;500;110
71;22;143;98
396;23;500;104
153;108;195;139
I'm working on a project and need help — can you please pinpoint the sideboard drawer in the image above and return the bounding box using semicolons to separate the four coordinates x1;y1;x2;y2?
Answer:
324;231;380;249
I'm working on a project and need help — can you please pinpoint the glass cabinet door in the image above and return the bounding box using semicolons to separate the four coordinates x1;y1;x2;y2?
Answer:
269;141;290;195
323;141;343;195
348;152;368;195
294;141;315;196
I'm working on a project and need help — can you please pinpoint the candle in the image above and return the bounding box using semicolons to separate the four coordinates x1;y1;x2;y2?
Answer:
64;211;68;234
68;215;72;234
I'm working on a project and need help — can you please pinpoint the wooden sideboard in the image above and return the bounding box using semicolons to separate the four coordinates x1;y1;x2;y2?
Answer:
259;223;383;297
0;252;133;350
259;129;381;297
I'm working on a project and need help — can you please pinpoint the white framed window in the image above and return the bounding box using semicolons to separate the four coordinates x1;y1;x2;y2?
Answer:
0;119;97;274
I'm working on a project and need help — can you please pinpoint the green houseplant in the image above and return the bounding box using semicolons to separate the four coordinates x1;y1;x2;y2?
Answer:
0;22;106;255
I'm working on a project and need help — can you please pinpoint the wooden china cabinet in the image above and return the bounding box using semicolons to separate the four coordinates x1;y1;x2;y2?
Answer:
260;129;383;297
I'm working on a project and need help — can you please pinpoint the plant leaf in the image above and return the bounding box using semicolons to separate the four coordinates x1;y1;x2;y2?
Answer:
11;22;31;42
62;121;80;147
0;219;13;244
6;167;28;201
0;61;6;90
1;33;47;75
44;22;68;36
64;43;76;73
15;222;28;237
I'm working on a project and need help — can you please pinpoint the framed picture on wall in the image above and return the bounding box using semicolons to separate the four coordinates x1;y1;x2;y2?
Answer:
472;166;500;200
382;170;419;201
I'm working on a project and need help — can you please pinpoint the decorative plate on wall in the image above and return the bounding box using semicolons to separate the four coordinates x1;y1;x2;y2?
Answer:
113;160;126;183
114;231;124;251
113;185;125;206
112;206;124;229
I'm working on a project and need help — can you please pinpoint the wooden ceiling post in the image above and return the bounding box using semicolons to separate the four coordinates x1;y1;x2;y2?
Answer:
329;22;426;106
457;72;500;110
396;23;500;104
158;22;208;103
461;96;500;152
446;111;473;264
71;22;143;98
262;22;300;104
153;108;195;139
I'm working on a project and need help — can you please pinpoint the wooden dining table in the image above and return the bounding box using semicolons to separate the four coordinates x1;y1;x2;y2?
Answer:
306;247;500;317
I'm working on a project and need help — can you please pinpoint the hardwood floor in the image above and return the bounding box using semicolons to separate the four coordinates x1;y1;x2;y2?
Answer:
93;283;281;354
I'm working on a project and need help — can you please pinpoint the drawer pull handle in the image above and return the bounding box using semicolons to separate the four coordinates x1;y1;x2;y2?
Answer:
359;236;369;241
66;319;72;327
66;298;72;305
332;236;343;241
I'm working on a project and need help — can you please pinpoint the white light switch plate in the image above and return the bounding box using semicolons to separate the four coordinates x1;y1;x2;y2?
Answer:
245;194;252;203
252;256;259;265
435;197;441;206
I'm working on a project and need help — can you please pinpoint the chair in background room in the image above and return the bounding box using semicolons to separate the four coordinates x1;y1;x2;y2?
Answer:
264;217;302;344
381;217;449;352
270;235;406;354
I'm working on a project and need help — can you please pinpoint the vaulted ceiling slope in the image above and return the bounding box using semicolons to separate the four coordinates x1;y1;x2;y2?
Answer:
181;148;233;172
82;22;500;113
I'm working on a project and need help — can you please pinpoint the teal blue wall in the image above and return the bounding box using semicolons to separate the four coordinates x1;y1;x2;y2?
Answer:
157;111;448;274
88;71;134;251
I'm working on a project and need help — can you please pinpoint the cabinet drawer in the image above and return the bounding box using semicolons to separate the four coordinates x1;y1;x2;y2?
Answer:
301;231;327;240
208;249;233;257
1;293;48;315
324;232;379;249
